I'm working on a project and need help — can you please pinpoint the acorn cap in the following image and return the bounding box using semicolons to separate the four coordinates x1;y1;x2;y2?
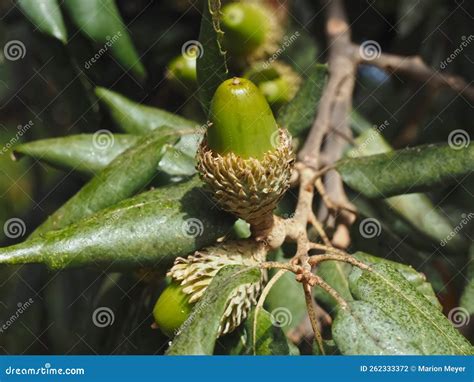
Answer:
221;2;282;61
208;77;277;159
165;53;197;92
197;128;294;231
153;280;193;337
168;240;267;336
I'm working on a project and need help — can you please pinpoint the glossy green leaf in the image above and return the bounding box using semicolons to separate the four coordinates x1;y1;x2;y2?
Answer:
353;252;441;309
14;132;199;179
63;0;146;80
18;0;67;43
315;252;441;312
348;128;467;252
333;263;473;354
95;87;200;134
333;301;423;354
196;0;229;115
158;145;197;177
337;144;474;198
31;129;178;237
13;134;139;177
277;64;327;137
166;265;260;355
158;133;200;177
0;178;233;270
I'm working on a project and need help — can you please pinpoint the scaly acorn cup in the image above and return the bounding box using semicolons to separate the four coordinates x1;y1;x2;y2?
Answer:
152;240;267;337
196;77;295;236
244;61;302;110
165;52;197;92
221;2;283;61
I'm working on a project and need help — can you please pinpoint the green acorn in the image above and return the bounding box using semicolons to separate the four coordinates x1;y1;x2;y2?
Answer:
165;53;197;92
153;281;193;337
221;2;282;61
153;241;267;337
244;61;301;110
197;77;294;235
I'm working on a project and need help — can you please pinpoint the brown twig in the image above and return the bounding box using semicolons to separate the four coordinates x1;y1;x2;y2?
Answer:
298;0;356;169
356;49;474;102
303;282;325;354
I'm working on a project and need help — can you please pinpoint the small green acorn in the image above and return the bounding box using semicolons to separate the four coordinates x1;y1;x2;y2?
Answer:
153;281;193;337
197;77;294;235
165;53;197;92
207;77;277;159
221;2;282;61
244;61;301;110
153;241;267;337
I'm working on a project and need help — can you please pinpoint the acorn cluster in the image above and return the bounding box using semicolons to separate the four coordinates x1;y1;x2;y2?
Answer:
153;1;298;340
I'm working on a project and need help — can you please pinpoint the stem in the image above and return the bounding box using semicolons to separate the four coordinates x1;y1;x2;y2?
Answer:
309;273;349;309
253;269;288;354
303;282;325;354
356;49;474;102
308;252;371;271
